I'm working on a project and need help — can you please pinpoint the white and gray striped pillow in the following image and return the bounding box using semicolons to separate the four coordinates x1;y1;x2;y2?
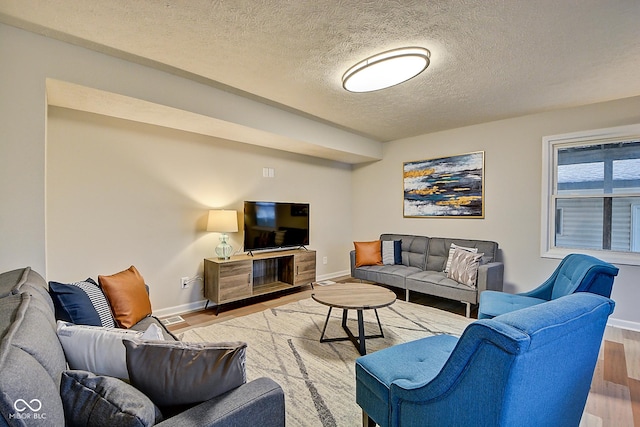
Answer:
447;248;484;288
444;243;478;273
73;279;116;328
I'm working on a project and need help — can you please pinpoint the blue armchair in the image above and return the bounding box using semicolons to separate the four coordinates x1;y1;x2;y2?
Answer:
355;293;614;427
478;253;618;319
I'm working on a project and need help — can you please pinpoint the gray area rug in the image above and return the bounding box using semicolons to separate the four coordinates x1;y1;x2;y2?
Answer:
179;297;472;426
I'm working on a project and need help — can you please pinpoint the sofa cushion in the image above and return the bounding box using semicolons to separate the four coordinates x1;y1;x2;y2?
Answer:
381;240;402;265
49;279;116;328
0;266;55;313
56;321;165;380
447;248;484;287
61;370;162;427
380;234;429;269
0;268;26;298
355;264;421;289
130;315;178;341
426;238;498;272
354;241;383;267
406;270;479;301
0;293;66;426
123;339;247;407
99;266;152;328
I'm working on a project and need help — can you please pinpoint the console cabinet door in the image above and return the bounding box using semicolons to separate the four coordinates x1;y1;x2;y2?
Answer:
218;261;252;302
205;259;252;304
294;251;316;286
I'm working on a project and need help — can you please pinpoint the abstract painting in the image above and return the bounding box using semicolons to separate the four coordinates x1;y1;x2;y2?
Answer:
403;151;484;218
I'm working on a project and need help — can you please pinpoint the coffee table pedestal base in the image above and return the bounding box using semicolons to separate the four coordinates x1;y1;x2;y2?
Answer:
318;307;384;355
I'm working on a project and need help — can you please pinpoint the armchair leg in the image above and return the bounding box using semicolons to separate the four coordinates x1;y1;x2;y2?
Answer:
362;410;376;427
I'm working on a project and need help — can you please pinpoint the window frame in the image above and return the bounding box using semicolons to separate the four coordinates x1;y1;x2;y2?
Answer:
541;123;640;266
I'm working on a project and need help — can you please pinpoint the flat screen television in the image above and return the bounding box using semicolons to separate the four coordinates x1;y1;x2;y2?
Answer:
243;201;310;253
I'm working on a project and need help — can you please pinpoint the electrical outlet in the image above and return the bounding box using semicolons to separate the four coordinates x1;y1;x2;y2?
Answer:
180;277;189;289
322;256;328;265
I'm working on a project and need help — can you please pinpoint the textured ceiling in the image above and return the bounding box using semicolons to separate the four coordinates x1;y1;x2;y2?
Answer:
1;0;639;142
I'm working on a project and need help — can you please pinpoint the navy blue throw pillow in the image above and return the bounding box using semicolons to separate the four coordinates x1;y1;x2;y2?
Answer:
49;279;115;327
392;240;402;264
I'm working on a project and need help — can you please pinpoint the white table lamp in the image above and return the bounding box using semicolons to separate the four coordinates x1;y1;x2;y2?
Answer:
207;210;238;259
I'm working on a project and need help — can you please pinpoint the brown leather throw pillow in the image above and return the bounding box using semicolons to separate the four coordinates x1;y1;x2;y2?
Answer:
354;240;383;267
98;266;152;329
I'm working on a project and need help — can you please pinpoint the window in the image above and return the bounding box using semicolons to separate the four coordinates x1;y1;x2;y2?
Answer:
542;124;640;265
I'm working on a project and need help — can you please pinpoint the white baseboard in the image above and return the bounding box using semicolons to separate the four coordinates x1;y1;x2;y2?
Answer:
607;317;640;332
316;270;351;282
153;270;352;318
153;300;207;318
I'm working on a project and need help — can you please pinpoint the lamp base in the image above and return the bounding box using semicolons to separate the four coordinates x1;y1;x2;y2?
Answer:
215;233;233;260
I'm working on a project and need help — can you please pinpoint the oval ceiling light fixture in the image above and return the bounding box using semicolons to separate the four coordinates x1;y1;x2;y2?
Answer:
342;47;430;93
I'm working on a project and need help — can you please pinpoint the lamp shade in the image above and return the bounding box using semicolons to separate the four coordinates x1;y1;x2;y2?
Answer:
206;210;238;233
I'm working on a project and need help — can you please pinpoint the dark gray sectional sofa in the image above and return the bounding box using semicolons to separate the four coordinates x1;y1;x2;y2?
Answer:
0;267;285;426
350;234;504;317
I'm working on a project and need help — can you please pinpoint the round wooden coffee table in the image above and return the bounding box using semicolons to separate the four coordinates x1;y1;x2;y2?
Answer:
311;283;396;355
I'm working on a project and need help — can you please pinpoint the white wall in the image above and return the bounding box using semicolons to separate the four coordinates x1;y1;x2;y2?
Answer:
352;96;640;328
0;25;48;271
46;108;352;313
0;23;364;280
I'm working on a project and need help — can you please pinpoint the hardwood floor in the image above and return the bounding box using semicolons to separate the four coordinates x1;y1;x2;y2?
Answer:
165;280;640;427
584;326;640;426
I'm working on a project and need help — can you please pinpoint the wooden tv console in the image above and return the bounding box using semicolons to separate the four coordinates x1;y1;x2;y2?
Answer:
203;249;316;312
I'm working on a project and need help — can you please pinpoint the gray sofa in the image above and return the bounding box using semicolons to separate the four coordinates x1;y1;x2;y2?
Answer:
350;234;504;317
0;267;285;427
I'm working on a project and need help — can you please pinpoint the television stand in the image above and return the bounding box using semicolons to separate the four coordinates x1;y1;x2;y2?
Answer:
203;249;316;313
